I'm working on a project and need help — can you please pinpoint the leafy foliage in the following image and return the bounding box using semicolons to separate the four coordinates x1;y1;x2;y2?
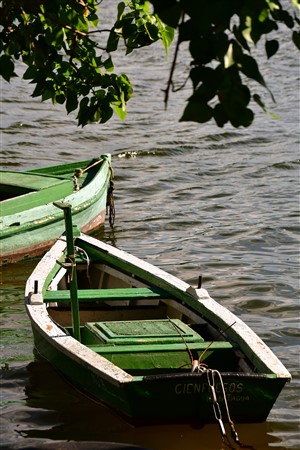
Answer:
151;0;299;127
0;0;299;128
0;0;173;126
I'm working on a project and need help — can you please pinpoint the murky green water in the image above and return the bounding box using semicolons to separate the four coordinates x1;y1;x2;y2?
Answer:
1;10;299;450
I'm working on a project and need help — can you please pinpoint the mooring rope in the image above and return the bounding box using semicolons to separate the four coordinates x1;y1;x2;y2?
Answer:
107;162;115;228
72;158;104;191
74;245;91;286
71;157;115;227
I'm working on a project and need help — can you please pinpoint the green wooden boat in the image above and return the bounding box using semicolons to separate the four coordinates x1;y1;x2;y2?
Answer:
0;155;113;264
25;205;291;433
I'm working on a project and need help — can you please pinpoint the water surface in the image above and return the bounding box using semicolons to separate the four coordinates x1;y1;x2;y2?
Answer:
1;15;299;450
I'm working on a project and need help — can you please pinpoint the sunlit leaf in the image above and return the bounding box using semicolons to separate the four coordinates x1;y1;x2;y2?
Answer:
292;0;300;10
242;16;254;44
114;102;127;120
253;94;279;119
88;13;99;28
224;43;234;68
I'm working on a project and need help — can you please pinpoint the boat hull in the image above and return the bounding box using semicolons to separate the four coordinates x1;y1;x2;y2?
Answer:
30;319;286;424
1;156;112;264
25;233;291;425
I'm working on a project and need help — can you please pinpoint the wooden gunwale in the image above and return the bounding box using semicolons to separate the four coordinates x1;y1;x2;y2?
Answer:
71;235;292;379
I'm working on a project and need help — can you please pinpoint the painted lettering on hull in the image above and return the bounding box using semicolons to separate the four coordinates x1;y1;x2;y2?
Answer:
175;382;246;400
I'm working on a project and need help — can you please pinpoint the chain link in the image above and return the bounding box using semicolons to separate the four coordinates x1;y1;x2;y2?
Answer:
207;369;226;436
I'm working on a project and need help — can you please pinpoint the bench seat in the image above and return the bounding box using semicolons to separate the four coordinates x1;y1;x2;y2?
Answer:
44;287;170;303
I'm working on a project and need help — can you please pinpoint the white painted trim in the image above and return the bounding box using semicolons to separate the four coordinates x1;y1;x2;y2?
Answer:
194;289;291;379
26;303;133;385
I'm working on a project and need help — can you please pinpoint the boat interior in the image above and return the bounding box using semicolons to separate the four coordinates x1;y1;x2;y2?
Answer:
45;260;255;377
1;162;98;212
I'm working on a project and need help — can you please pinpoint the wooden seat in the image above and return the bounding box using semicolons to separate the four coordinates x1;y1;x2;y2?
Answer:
44;287;170;303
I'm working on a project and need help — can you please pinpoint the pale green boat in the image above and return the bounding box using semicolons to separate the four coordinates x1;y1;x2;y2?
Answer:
24;205;291;435
0;155;113;264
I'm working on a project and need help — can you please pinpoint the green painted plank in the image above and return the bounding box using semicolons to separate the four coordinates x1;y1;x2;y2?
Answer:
87;341;234;353
44;287;170;302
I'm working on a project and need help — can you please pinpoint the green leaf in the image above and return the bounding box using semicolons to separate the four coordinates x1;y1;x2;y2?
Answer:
241;16;254;44
100;105;114;124
114;101;127;120
23;65;39;80
151;2;182;28
104;56;114;72
117;2;126;20
232;25;250;52
224;42;235;68
229;107;254;128
0;55;17;81
237;54;266;87
180;100;213;123
88;13;99;28
159;23;174;55
253;94;279;119
265;39;279;58
213;104;228;127
271;9;294;28
189;35;215;65
292;30;300;50
107;29;120;52
77;97;89;127
66;91;78;114
41;89;53;101
32;82;45;98
54;93;65;104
